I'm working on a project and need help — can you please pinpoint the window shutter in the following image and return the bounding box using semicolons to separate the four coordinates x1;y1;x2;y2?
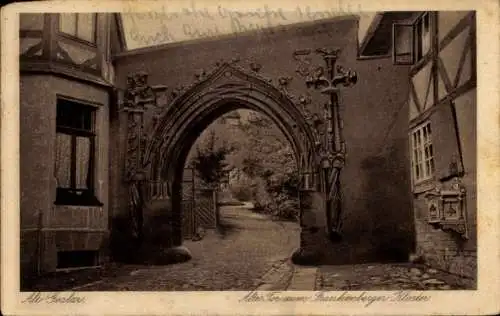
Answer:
393;23;415;65
429;101;464;180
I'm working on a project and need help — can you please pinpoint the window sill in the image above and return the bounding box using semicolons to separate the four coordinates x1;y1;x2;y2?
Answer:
55;265;102;273
54;204;104;208
54;196;103;207
412;178;436;195
57;31;97;48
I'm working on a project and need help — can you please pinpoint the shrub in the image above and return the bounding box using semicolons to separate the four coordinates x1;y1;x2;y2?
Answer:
189;129;234;186
228;171;255;201
190;110;301;222
251;177;274;212
230;183;253;201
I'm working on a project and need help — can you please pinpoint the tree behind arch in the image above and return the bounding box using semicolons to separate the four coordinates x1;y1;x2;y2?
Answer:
190;129;234;186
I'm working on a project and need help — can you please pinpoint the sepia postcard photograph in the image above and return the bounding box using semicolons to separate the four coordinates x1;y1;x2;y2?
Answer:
1;0;499;315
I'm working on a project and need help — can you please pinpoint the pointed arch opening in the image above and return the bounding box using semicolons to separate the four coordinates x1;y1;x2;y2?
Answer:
144;63;319;248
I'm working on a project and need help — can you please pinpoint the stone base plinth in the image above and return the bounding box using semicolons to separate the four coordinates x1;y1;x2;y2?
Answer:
138;245;192;265
291;247;323;265
292;226;333;265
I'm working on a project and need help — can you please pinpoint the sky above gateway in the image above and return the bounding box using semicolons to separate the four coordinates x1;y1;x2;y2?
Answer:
119;3;376;50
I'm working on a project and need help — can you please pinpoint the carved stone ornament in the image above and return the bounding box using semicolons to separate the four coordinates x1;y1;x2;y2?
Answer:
230;56;241;64
303;112;323;150
330;152;345;169
293;47;359;239
249;62;262;73
123;71;166;182
171;85;186;100
150;85;169;108
310;113;324;134
277;76;294;99
125;113;143;181
214;56;241;68
297;94;312;107
124;72;156;109
333;65;358;88
424;178;468;239
315;48;341;60
425;188;442;224
306;66;328;89
305;65;358;93
293;49;313;77
194;68;207;82
278;76;293;87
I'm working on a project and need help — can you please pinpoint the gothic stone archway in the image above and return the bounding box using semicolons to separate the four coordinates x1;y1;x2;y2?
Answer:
127;63;332;265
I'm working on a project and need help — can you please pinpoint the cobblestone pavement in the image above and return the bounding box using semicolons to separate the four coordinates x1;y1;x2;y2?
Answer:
316;263;475;291
77;205;301;291
24;205;475;292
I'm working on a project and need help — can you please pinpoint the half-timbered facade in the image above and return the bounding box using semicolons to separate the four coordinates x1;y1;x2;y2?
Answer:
360;11;476;279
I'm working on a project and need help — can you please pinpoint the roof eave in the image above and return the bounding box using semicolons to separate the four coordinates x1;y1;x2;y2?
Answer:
359;11;420;57
114;13;127;52
358;12;385;57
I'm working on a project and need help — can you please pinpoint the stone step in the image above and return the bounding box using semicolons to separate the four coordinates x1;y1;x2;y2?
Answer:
286;267;318;291
255;260;293;291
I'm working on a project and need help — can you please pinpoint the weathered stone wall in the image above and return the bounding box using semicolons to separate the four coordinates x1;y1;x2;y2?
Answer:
112;16;413;263
20;75;110;276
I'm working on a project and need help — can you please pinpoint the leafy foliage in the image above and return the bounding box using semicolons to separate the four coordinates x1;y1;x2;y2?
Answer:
187;110;300;221
226;111;300;221
189;129;234;186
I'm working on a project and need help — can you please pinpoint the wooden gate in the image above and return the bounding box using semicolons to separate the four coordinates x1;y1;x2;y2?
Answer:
181;168;221;239
196;188;219;229
182;167;197;239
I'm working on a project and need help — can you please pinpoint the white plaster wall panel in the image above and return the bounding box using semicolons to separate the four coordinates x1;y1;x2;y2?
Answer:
411;62;432;109
457;48;472;87
437;70;448;100
357;13;378;47
439;27;469;86
409;92;419;120
20;38;43;55
59;41;97;64
20;13;44;30
423;77;434;110
438;11;469;43
453;89;476;173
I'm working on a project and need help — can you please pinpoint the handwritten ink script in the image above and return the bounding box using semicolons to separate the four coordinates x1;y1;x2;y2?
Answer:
123;0;363;48
21;292;86;304
240;291;432;307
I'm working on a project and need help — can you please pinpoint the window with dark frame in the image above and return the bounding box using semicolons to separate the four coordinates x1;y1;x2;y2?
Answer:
55;99;102;206
393;12;432;65
415;13;431;61
393;23;414;65
59;13;97;43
